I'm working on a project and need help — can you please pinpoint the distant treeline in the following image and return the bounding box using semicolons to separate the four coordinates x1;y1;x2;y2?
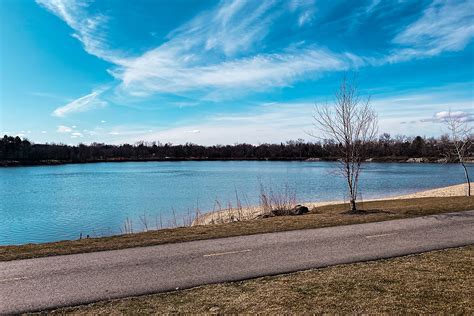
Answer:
0;134;472;166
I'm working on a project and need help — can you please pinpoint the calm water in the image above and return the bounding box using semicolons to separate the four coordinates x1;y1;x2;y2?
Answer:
0;161;470;245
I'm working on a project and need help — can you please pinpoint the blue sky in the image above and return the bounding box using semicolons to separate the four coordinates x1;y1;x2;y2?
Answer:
0;0;473;145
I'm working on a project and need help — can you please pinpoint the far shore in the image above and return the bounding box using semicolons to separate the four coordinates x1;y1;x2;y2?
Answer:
193;183;473;226
2;156;472;167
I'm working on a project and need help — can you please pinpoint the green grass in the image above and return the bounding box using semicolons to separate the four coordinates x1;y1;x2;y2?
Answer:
42;246;474;314
2;196;473;261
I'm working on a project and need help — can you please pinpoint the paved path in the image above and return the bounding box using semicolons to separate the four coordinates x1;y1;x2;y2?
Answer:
1;211;473;314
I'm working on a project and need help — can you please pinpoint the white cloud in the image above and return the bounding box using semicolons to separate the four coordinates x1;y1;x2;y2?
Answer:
35;0;124;64
115;48;349;96
161;0;297;59
71;132;83;138
108;0;347;97
365;0;381;14
389;0;474;62
37;0;474;108
435;111;473;122
100;120;106;123
298;10;314;27
48;86;473;145
56;125;72;133
288;0;316;27
37;0;346;99
368;85;474;135
56;125;85;137
52;89;107;117
373;91;473;119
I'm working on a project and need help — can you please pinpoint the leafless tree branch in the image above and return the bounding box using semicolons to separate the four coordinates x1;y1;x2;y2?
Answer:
442;110;472;196
311;76;378;212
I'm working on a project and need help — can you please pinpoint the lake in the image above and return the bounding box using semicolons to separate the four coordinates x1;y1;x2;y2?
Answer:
0;161;470;245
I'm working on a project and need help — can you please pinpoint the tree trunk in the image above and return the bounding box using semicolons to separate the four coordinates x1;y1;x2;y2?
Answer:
461;162;471;196
350;199;357;212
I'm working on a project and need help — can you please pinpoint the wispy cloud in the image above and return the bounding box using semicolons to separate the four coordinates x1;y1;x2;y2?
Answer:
117;102;315;145
173;101;200;108
288;0;316;27
297;10;314;27
29;91;69;101
46;86;473;145
52;88;107;117
117;95;449;145
373;89;473;118
115;48;349;96
35;0;123;64
37;0;474;112
369;85;474;135
434;110;474;122
365;0;381;14
37;0;347;100
110;0;344;97
173;0;280;56
388;0;474;62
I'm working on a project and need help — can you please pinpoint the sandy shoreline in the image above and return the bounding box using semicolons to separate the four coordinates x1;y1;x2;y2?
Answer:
193;182;473;226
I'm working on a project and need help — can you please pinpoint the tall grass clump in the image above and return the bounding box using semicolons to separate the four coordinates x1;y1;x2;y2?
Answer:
117;182;299;233
120;217;133;234
259;182;297;216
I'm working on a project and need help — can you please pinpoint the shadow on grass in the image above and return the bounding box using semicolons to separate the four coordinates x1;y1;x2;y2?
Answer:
340;209;393;215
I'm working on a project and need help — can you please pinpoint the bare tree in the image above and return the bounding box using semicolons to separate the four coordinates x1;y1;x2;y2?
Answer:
442;110;472;196
311;77;378;212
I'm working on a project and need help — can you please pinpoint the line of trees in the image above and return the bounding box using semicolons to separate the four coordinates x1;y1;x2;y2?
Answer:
1;133;472;165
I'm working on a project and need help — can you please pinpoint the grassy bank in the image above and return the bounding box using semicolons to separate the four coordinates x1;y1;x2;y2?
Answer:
2;196;473;261
41;246;474;314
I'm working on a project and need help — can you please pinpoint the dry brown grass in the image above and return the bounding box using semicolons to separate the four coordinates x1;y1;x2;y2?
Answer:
3;196;473;262
43;246;474;314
